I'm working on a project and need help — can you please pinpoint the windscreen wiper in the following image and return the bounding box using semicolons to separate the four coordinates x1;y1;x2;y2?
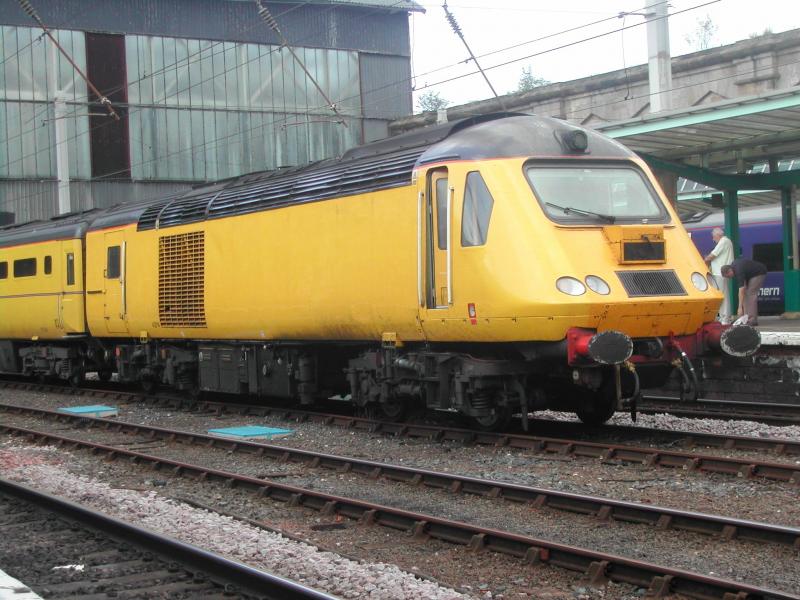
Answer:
545;202;616;223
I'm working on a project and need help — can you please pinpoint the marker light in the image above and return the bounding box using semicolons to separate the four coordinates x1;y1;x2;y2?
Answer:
691;272;709;291
706;273;719;290
556;276;586;296
585;275;610;295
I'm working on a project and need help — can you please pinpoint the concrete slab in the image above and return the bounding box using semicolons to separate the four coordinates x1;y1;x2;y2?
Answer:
207;425;294;440
57;405;118;418
0;567;43;599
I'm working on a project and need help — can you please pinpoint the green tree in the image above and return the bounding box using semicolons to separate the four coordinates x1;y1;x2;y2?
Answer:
749;27;773;39
684;15;718;50
415;90;450;113
516;66;549;93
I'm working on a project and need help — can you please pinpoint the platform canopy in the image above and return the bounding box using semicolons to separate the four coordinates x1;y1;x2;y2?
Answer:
596;87;800;192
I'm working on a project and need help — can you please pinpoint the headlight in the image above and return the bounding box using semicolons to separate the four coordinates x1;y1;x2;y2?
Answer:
706;273;719;290
691;272;708;291
585;275;610;295
556;276;586;296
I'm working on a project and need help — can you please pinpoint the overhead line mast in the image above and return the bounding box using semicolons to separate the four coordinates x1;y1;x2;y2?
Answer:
17;0;120;122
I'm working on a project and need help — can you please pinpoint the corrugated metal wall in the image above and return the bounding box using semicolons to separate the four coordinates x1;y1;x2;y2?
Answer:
0;0;412;56
360;53;412;119
0;0;413;221
0;180;192;223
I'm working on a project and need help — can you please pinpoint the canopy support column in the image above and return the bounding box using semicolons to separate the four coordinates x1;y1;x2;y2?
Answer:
781;187;800;316
723;190;740;315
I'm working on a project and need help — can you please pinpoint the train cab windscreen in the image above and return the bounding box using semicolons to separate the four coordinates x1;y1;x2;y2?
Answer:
526;164;670;225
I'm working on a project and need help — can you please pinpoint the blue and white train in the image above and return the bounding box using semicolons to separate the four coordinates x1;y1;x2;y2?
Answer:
685;204;799;315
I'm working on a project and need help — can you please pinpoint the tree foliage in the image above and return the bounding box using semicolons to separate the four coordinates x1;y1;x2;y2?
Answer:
684;15;718;51
516;66;549;93
416;90;450;113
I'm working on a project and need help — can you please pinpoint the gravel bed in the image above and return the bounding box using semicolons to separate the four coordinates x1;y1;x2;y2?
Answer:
534;410;800;440
3;409;800;594
0;443;465;600
1;442;640;600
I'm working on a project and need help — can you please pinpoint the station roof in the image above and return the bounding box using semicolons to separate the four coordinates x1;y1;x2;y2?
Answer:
596;87;800;171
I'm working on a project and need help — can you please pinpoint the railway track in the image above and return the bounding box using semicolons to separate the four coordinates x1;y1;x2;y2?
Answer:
1;421;797;600
0;477;333;599
638;395;800;425
3;402;799;551
2;380;800;481
0;380;800;456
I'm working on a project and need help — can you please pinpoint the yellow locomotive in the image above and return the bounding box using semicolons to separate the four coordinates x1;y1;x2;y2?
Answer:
0;113;759;426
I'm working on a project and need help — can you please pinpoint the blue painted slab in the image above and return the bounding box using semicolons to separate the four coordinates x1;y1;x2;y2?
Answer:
58;405;118;418
207;425;294;440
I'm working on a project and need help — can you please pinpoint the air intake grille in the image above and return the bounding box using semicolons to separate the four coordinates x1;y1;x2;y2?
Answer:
159;231;206;327
616;270;686;297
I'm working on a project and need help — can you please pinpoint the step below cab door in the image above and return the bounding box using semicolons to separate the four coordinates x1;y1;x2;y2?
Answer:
102;231;129;335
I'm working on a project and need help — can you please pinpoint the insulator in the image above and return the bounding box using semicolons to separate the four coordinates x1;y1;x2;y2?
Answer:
18;0;38;19
256;4;279;30
444;10;461;35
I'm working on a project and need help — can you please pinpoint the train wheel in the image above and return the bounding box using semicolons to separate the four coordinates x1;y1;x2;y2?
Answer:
378;398;407;422
141;378;158;395
575;389;615;425
471;406;512;431
68;371;85;388
98;370;113;383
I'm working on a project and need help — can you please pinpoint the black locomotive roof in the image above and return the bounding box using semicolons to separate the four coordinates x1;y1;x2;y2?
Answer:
0;113;638;244
0;210;94;249
128;113;635;232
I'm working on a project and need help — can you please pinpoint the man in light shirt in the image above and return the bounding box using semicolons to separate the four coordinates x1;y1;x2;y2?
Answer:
704;227;734;324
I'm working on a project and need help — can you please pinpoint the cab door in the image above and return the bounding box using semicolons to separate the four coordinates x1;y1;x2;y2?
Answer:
426;169;452;309
103;231;129;334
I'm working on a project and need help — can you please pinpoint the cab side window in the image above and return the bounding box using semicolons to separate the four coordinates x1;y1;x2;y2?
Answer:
44;256;52;274
461;171;494;247
106;246;121;279
0;262;7;279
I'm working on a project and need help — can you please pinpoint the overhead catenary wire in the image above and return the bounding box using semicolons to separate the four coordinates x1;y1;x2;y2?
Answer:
0;0;722;184
42;3;760;195
0;0;681;168
2;0;736;215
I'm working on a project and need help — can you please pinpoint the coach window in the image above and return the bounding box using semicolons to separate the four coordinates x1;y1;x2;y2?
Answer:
44;256;52;275
0;262;6;279
66;253;75;286
106;246;121;279
461;172;494;247
13;258;36;278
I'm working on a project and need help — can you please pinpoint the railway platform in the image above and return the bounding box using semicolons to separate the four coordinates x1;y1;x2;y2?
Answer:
657;316;800;408
756;315;800;346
